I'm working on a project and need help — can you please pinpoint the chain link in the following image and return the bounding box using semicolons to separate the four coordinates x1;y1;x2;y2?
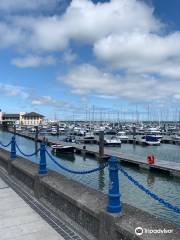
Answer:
16;143;40;157
0;140;12;148
119;165;180;214
46;149;108;174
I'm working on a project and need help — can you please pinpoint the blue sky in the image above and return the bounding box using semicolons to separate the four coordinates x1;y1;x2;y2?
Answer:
1;0;180;120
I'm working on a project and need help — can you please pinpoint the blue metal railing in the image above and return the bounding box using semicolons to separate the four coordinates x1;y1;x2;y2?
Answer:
0;136;179;215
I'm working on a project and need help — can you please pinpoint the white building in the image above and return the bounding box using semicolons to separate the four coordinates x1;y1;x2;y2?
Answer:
1;111;44;126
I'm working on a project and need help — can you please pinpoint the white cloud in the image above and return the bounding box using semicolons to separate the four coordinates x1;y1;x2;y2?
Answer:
0;0;62;12
11;55;56;68
0;23;25;48
31;96;53;105
63;49;77;63
31;95;72;109
59;64;180;102
3;0;161;51
0;83;29;98
94;32;180;78
1;0;180;104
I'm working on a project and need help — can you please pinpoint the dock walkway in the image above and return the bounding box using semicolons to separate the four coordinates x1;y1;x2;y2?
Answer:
0;176;65;240
6;131;180;178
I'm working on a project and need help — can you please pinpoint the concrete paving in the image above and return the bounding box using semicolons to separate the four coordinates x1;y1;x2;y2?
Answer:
0;177;64;240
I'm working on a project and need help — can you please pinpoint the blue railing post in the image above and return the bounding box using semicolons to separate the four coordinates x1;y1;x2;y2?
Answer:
10;136;16;160
107;156;121;213
38;141;47;175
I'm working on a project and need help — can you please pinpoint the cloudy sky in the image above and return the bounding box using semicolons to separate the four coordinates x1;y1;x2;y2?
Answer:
1;0;180;119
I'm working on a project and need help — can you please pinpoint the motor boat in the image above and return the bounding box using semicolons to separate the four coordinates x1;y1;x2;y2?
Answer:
140;135;161;146
83;132;95;140
63;135;76;143
51;144;75;154
104;137;121;146
145;128;163;139
116;131;129;141
51;125;58;135
51;128;58;135
172;132;180;140
28;127;37;133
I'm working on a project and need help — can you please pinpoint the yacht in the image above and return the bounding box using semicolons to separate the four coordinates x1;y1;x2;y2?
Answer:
116;131;129;140
51;126;58;135
104;136;121;146
172;132;180;140
145;128;163;139
140;135;161;146
51;144;75;154
83;132;95;140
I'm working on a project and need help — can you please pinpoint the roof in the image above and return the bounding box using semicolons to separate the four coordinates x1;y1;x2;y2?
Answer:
22;112;44;117
3;114;20;118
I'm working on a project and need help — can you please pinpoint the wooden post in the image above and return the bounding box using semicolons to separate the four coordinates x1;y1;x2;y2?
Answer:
99;130;104;159
35;126;38;154
13;124;16;135
132;125;136;144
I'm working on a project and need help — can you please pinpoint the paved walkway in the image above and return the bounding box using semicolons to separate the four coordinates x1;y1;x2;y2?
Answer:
0;177;64;240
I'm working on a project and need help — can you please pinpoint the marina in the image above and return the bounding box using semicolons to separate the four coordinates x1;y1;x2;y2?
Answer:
0;128;180;227
5;124;180;177
1;1;180;238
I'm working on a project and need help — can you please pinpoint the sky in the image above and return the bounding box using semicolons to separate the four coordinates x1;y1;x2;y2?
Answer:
1;0;180;120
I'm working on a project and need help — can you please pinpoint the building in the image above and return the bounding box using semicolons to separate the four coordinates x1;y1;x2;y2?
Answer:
0;111;44;126
21;112;44;126
2;114;19;122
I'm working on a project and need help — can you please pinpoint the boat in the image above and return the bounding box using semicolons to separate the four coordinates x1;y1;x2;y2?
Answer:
172;132;180;140
29;127;36;133
116;131;129;141
145;128;163;139
51;125;58;135
104;129;117;135
140;135;161;146
51;129;58;135
83;132;95;140
51;144;75;154
16;125;22;132
104;137;121;146
63;135;76;143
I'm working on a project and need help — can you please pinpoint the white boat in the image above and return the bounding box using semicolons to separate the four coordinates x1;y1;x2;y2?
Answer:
145;128;163;139
116;131;129;140
29;127;36;133
140;135;161;146
16;126;22;132
51;144;74;154
83;132;95;140
172;132;180;140
104;137;121;146
51;127;58;135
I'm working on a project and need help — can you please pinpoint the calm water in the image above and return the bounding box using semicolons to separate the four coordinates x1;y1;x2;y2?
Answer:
0;130;180;226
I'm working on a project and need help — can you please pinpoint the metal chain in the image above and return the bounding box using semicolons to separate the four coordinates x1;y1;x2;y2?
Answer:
16;143;40;157
0;140;12;148
119;166;180;214
46;149;108;174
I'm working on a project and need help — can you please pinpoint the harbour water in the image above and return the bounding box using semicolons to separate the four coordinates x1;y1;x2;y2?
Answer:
0;130;180;226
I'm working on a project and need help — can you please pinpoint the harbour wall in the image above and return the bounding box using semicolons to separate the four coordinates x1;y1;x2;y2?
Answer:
0;148;179;240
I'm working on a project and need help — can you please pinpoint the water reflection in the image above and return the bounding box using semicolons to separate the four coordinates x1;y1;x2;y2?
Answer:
147;173;155;187
52;152;75;162
98;164;105;191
